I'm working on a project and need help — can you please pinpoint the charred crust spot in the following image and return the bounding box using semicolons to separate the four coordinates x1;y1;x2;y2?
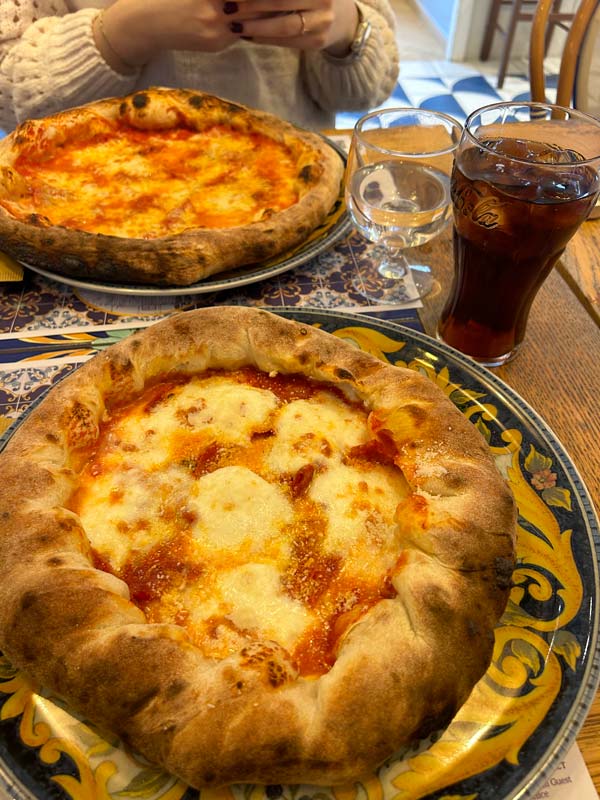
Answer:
188;95;204;109
46;556;63;567
267;660;288;687
203;771;216;784
165;679;187;698
221;99;242;115
445;473;466;490
132;92;149;109
0;511;9;520
172;320;193;340
404;403;427;427
335;367;353;380
20;642;38;663
109;358;133;380
299;327;308;336
466;618;481;638
70;401;94;433
494;556;515;590
20;591;37;611
119;101;127;116
240;643;278;666
56;518;78;532
248;243;272;262
41;236;55;246
236;680;244;690
28;213;45;226
45;432;59;443
299;165;313;182
297;352;310;365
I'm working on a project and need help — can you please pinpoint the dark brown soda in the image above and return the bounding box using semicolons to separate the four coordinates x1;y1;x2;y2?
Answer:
439;138;599;363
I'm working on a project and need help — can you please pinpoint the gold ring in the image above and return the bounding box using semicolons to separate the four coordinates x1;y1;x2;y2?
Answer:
297;10;306;35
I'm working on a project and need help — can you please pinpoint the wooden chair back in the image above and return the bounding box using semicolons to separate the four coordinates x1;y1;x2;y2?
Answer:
530;0;600;106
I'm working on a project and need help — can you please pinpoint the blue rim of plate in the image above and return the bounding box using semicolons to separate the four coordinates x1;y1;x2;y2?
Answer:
19;140;351;297
0;307;598;800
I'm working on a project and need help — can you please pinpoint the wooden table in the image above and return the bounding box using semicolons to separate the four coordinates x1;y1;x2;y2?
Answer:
417;215;600;794
559;211;600;326
0;158;598;795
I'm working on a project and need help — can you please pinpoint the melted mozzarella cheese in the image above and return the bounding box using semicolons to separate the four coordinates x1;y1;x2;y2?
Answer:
77;464;192;570
113;380;278;463
188;466;293;554
74;370;407;674
185;382;279;443
222;563;313;651
266;393;369;473
309;462;409;575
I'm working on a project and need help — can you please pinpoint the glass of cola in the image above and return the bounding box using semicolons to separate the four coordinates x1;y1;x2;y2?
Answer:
437;101;600;366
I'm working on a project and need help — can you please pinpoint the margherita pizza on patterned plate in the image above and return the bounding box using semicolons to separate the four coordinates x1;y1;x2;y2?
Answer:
0;88;344;286
0;307;517;789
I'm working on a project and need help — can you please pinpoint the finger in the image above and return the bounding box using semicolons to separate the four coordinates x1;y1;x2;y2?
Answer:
231;0;317;10
230;10;315;37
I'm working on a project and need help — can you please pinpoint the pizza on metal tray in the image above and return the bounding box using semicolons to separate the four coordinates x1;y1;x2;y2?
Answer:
0;88;344;286
0;307;517;788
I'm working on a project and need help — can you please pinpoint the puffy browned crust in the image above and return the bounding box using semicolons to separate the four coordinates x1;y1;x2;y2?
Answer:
0;88;344;286
0;307;516;787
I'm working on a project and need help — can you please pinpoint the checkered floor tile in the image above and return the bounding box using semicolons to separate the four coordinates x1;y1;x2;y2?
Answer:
335;59;558;128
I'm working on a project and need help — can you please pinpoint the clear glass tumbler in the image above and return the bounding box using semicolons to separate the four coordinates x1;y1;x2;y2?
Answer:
345;107;462;302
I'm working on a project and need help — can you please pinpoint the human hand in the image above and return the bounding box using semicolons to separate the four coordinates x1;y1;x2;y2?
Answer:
97;0;240;69
218;0;360;56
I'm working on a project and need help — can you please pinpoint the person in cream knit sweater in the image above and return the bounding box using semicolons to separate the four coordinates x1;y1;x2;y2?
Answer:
0;0;399;131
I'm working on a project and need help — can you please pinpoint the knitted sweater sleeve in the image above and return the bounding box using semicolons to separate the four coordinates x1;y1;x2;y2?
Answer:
302;0;399;112
0;2;138;131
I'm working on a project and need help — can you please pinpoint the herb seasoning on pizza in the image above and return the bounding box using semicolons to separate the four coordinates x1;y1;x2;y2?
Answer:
0;307;517;788
0;88;344;286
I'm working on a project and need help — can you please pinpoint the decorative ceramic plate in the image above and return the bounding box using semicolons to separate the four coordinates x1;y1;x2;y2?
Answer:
20;141;351;297
0;309;598;800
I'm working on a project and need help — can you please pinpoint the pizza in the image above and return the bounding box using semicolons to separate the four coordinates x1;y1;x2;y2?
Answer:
0;88;344;286
0;307;517;788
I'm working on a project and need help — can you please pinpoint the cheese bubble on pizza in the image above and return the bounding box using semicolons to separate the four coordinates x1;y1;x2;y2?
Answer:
0;88;344;286
0;307;517;788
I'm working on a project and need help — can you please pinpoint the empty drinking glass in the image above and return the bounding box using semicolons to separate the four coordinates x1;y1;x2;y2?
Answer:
345;107;462;303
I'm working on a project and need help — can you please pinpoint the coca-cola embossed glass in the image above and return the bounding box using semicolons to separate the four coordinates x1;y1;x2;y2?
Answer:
437;102;600;366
